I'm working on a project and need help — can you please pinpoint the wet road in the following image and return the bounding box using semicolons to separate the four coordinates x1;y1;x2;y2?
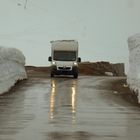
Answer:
0;76;140;140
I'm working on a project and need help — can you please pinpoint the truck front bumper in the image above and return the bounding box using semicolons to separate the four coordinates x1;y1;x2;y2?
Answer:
51;66;78;75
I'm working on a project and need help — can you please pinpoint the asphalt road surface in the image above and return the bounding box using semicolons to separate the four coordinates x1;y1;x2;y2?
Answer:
0;76;140;140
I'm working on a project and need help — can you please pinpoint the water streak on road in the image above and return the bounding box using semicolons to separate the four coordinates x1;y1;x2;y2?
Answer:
0;76;140;140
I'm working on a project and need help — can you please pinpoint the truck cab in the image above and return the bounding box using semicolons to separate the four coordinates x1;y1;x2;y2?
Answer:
48;40;81;78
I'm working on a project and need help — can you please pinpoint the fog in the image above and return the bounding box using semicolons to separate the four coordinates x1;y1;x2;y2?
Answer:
0;0;140;72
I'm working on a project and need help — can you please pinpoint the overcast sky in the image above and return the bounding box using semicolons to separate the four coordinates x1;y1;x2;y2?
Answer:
0;0;140;71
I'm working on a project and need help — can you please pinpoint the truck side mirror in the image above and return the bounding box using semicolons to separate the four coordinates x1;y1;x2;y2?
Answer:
48;56;52;61
77;57;81;62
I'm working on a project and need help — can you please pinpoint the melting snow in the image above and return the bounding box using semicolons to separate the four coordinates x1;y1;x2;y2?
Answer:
0;47;27;94
127;33;140;102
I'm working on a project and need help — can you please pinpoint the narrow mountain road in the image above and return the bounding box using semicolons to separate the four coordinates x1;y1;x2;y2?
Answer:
0;76;140;140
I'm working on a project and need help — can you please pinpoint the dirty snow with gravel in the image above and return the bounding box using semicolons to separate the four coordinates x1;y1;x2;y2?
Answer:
0;47;27;95
127;33;140;103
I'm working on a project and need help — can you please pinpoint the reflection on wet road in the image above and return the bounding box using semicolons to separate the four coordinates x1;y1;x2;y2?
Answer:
49;78;77;123
0;76;140;140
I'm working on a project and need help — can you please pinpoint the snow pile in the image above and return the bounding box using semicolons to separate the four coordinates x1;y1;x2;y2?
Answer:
127;33;140;102
0;47;27;94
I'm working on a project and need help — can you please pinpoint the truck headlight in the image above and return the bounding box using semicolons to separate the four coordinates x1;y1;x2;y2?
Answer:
73;62;77;66
52;61;56;65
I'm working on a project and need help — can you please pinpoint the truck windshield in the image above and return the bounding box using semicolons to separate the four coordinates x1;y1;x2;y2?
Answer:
53;51;76;61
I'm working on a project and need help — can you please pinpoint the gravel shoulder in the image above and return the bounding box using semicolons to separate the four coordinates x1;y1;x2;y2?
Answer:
110;78;139;106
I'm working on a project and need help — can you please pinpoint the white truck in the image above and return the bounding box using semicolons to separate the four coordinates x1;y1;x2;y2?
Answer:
48;40;81;78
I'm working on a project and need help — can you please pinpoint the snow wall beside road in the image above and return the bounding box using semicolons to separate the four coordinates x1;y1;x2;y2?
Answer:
0;47;27;95
127;34;140;103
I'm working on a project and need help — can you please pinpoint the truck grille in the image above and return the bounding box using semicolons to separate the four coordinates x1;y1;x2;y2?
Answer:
58;67;71;71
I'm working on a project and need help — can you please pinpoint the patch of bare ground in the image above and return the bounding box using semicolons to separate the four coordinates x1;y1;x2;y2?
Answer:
25;66;50;78
110;78;139;106
78;61;125;76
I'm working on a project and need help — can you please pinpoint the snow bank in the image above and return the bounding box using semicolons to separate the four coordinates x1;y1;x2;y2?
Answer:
0;47;27;94
127;33;140;102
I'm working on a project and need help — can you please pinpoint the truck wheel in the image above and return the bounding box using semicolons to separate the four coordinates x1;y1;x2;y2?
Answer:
73;72;78;78
51;73;54;77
